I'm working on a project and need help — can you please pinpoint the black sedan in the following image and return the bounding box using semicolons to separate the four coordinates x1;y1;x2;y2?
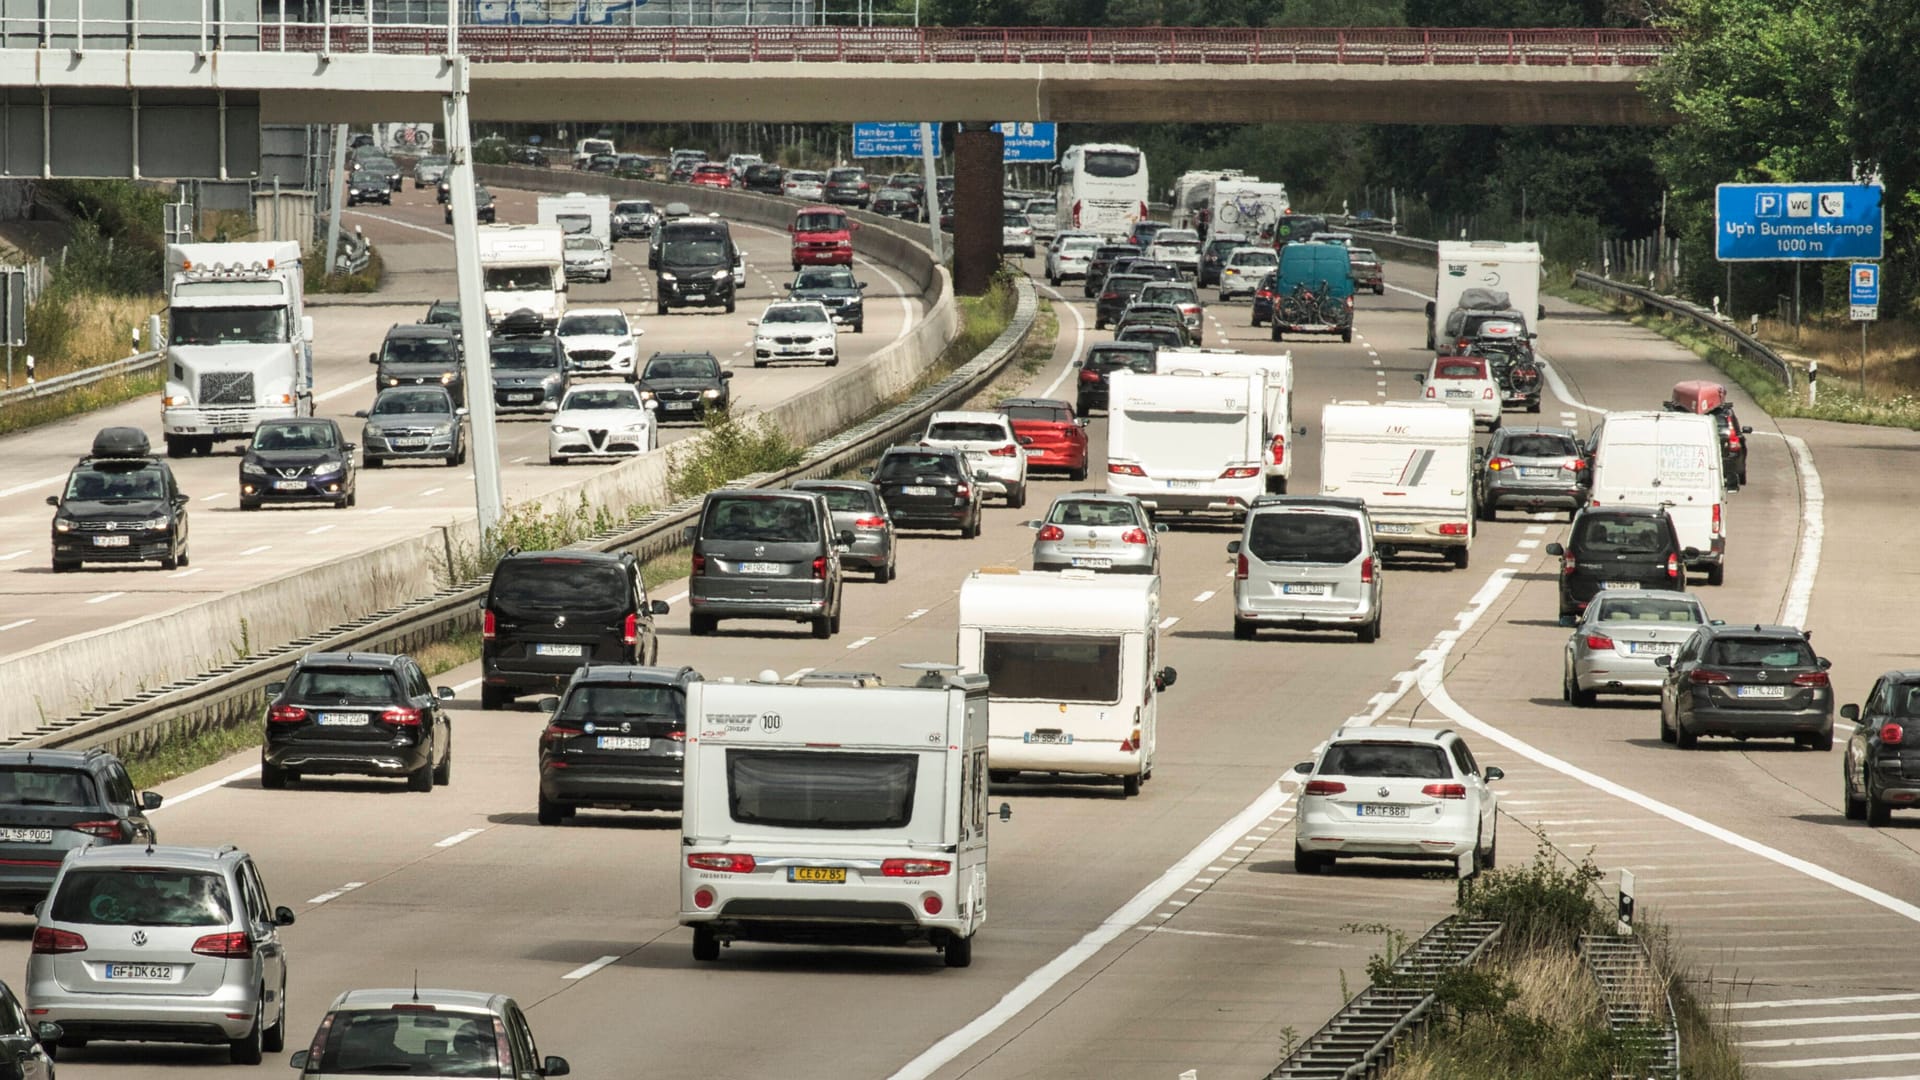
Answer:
239;418;356;510
1656;624;1833;751
1094;274;1154;330
787;267;866;333
511;145;549;167
1842;671;1920;826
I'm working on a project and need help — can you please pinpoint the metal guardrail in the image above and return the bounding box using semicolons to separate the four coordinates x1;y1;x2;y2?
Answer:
1268;916;1504;1080
0;349;163;407
1580;934;1681;1079
8;278;1039;753
1571;269;1794;393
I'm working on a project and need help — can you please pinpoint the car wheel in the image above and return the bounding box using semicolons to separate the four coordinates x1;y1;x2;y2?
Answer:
1070;463;1088;482
877;561;892;584
548;456;565;467
262;983;287;1053
855;320;865;334
826;354;839;368
1569;673;1596;708
1271;327;1283;342
692;925;721;962
1706;562;1725;586
1675;722;1699;749
1481;826;1497;868
161;549;181;570
725;295;736;315
960;513;980;539
1007;483;1026;510
1121;773;1141;797
1658;706;1677;744
407;755;434;792
480;684;509;711
1528;399;1542;414
229;1008;264;1066
1293;842;1326;875
811;614;832;640
1340;327;1353;343
537;793;566;826
1449;546;1470;570
1357;611;1381;644
239;498;260;512
1811;729;1834;752
433;734;453;785
1233;617;1255;641
1868;790;1893;827
657;302;669;316
1843;760;1867;820
50;559;76;574
259;763;288;790
365;456;384;468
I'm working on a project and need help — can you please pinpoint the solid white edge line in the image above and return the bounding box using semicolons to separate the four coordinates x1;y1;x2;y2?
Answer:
151;764;262;813
561;955;620;981
887;783;1294;1080
1037;282;1089;400
1777;434;1823;628
0;475;63;500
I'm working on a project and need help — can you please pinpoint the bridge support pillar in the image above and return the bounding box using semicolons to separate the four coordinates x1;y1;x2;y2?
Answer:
953;122;1005;297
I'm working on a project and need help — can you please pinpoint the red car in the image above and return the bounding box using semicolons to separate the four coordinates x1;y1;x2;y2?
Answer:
789;205;856;269
689;163;733;190
996;397;1089;481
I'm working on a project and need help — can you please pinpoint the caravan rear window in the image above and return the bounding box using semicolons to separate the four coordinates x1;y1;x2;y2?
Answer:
981;633;1121;704
727;750;917;830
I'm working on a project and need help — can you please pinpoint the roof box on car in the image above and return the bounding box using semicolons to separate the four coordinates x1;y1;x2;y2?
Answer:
90;426;152;459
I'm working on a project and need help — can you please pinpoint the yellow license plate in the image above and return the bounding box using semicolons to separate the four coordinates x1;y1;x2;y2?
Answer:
788;867;847;884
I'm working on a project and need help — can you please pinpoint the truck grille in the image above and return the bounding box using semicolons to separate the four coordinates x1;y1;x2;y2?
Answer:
199;371;256;406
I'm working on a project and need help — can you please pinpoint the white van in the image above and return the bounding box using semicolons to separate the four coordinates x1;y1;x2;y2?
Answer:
679;667;991;968
1319;400;1475;569
1106;369;1265;519
958;569;1177;797
1586;410;1726;584
1158;347;1296;494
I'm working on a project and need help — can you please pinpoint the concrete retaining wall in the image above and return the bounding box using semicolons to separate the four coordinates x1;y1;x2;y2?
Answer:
0;180;956;741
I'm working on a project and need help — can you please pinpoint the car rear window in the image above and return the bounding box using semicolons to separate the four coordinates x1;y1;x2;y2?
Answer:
382;336;456;364
926;421;1007;443
981;633;1121;704
559;683;684;736
0;768;94;807
1084;348;1155;374
1320;742;1451;780
52;868;233;927
1000;404;1071;424
875;453;960;482
700;496;819;543
1574;515;1671;555
1435;361;1487;379
727;750;916;830
1706;637;1816;668
801;486;876;513
288;668;402;703
489;558;630;618
1500;434;1578;457
1247;512;1363;565
314;1009;500;1075
1048;500;1138;527
1592;596;1703;623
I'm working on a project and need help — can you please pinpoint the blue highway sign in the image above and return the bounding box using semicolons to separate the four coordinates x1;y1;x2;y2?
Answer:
1716;183;1884;262
853;123;939;159
992;122;1058;163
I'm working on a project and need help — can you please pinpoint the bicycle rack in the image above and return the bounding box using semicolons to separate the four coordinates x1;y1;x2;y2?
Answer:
1267;916;1504;1080
1580;933;1681;1080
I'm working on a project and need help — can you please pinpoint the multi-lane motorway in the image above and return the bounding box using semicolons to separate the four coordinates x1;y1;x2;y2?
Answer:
5;213;1920;1078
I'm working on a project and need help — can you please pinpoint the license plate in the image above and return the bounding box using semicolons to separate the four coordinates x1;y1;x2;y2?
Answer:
1377;523;1414;535
1024;731;1073;745
1445;389;1472;399
685;293;706;301
739;562;782;575
272;480;306;490
1602;581;1641;591
0;828;51;843
1357;804;1410;818
902;486;937;496
1737;685;1787;698
1025;448;1044;457
506;392;537;402
596;735;650;750
317;712;368;726
93;534;131;547
1519;467;1553;477
535;643;584;657
392;438;428;448
1070;557;1112;569
665;401;694;410
105;964;173;980
1628;641;1678;656
1282;583;1330;596
1167;479;1201;489
788;867;846;883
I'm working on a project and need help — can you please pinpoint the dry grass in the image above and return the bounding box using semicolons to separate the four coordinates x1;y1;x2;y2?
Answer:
1750;313;1920;394
415;631;482;678
0;369;161;438
20;290;163;383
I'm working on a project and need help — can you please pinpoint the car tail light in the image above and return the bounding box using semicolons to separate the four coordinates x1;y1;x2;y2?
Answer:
306;1012;336;1063
1726;431;1742;451
382;707;422;727
268;705;307;725
622;613;639;645
1585;633;1615;650
1425;386;1436;399
691;553;706;575
1438;523;1468;536
1712;503;1723;536
493;1017;516;1071
988;444;1018;457
191;932;254;958
1079;368;1100;383
71;819;127;840
1792;672;1830;688
687;853;756;873
1562;555;1577;575
540;721;580;746
1270;434;1286;466
1456;339;1470;351
1109;463;1145;477
1486;457;1512;472
1037;524;1065;541
1881;722;1905;745
1422;783;1468;799
1304;779;1346;796
1072;200;1082;225
1102;291;1119;301
1360;558;1375;584
882;858;952;877
1568;458;1588;471
812;557;828;580
482;609;496;639
956;484;970;498
854;516;885;530
692;887;716;910
1667;553;1681;579
1120;527;1149;545
1220;466;1260;479
1689;670;1730;685
32;927;86;954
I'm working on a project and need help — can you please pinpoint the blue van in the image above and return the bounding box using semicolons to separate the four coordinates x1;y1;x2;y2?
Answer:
1270;242;1355;343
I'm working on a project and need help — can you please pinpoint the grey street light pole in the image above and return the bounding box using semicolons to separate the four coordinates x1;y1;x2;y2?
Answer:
918;122;943;263
444;59;506;539
323;124;348;275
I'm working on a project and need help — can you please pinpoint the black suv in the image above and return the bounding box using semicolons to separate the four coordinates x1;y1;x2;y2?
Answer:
824;167;870;208
48;427;190;572
871;446;981;537
787;267;867;332
1546;506;1691;620
489;330;569;416
1656;624;1832;751
741;162;786;195
482;550;669;709
373;323;465;406
240;418;357;511
1073;341;1158;417
262;651;456;791
1842;670;1920;826
0;748;160;912
1095;274;1154;330
636;351;732;422
685;490;848;638
536;665;701;825
443;181;496;224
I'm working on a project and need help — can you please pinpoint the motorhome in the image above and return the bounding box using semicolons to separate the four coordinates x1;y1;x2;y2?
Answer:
160;242;313;458
476;224;567;327
1156;348;1296;495
1204;178;1291;246
957;569;1175;797
1105;370;1265;519
536;193;612;247
1586;410;1727;584
1168;169;1249;231
1428;240;1543;349
678;667;990;968
1319;401;1475;569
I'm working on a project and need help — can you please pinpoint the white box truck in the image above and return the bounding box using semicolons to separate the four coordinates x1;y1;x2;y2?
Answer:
1319;400;1476;569
1105;369;1265;519
160;241;313;458
679;666;991;968
536;193;612;247
958;568;1175;798
1427;240;1543;349
1205;178;1291;246
476;224;567;327
1586;410;1727;584
1157;347;1297;494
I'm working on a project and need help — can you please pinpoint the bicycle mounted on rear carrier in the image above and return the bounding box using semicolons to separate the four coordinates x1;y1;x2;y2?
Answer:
1477;345;1543;414
1271;279;1353;343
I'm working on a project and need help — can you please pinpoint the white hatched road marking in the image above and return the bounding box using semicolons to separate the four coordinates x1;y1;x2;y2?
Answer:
85;592;123;604
0;619;32;632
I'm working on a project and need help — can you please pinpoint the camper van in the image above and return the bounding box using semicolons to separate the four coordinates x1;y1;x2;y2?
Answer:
678;667;991;968
1319;401;1475;569
1427;240;1543;350
1105;369;1265;519
1157;347;1296;495
958;569;1176;797
536;193;612;246
1586;410;1727;584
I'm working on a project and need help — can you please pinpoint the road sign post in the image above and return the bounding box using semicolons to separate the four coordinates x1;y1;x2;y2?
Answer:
1851;262;1879;395
1617;869;1635;935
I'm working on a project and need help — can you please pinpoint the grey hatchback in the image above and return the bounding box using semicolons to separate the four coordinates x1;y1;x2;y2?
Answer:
686;490;849;638
791;479;896;582
1657;624;1834;750
1026;492;1163;574
1475;426;1588;521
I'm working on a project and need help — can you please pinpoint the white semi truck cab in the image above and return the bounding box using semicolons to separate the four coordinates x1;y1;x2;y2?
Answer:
160;241;313;458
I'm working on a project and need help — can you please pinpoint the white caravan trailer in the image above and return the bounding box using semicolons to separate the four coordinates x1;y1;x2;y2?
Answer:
1319;400;1476;569
1105;369;1265;519
1157;347;1297;494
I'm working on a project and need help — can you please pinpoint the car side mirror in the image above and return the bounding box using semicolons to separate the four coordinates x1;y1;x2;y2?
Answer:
859;281;870;290
1818;657;1832;670
289;1050;310;1069
45;495;57;507
368;352;379;364
1841;703;1860;721
1226;540;1242;554
747;319;759;327
174;494;189;507
436;686;455;700
265;681;286;696
1154;666;1177;691
140;791;163;810
1414;373;1425;383
1292;760;1316;776
1021;520;1042;530
455;407;469;417
35;1021;62;1045
538;697;559;714
720;370;734;380
1018;436;1035;446
643;399;659;411
1653;654;1672;668
342;443;357;453
1742;426;1754;434
1154;523;1169;533
542;1055;571;1076
649;599;670;615
1544;542;1564;556
273;905;296;926
683;525;698;542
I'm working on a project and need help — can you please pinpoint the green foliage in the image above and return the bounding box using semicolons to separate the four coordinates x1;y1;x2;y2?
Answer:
1455;835;1609;950
441;493;621;586
0;369;161;437
38;181;166;296
473;137;510;166
665;410;805;502
1849;0;1920;313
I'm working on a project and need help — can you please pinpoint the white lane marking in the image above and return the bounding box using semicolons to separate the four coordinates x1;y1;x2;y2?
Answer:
1737;1013;1920;1029
1193;590;1214;603
451;676;483;692
367;505;392;515
85;592;123;604
240;545;271;556
1741;1032;1920;1049
561;955;620;981
200;492;227;502
1158;616;1179;630
1517;539;1540;549
851;250;917;348
0;549;29;561
1777;435;1823;628
169;567;202;579
1384;281;1431;302
344;207;453;240
1538;354;1608;417
1138;926;1267;941
846;636;876;650
1525;525;1547;535
306;882;365;906
314;374;377;404
1748;1051;1920;1069
150;764;262;812
307;524;336;536
511;456;529;464
1730;994;1920;1011
906;608;929;620
1038;282;1090;399
0;619;32;632
0;475;63;499
419;487;444;497
434;828;485;848
1504;554;1527;564
663;590;688;604
1344;569;1516;728
887;783;1294;1080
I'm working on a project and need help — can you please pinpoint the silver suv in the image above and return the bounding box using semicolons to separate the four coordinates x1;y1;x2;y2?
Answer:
1229;495;1384;643
28;845;293;1064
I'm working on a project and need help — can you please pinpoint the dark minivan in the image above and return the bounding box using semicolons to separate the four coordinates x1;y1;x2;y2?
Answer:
537;664;701;825
373;324;464;407
1546;506;1692;620
650;218;738;314
686;490;847;639
481;551;669;710
1073;340;1158;417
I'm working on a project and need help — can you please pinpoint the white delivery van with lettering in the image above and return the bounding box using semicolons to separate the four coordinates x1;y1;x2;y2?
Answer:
1157;347;1297;494
958;568;1177;798
679;667;991;968
1319;400;1476;569
1586;410;1727;584
1106;369;1265;519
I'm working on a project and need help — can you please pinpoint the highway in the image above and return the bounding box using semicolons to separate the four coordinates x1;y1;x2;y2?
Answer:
7;242;1918;1080
0;183;927;655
